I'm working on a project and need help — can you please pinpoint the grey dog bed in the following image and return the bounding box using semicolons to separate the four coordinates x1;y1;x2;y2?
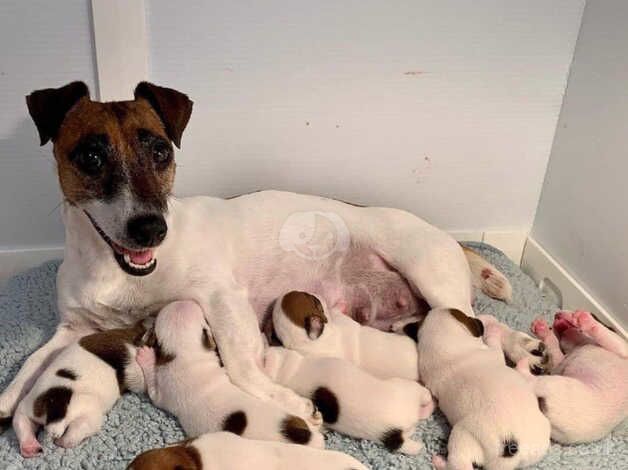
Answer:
0;242;626;469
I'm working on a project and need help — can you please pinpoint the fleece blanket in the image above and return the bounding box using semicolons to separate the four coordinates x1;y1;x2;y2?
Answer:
0;242;626;469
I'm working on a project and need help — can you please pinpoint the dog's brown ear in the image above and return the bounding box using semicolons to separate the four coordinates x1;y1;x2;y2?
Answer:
450;309;484;337
26;81;90;145
134;82;193;148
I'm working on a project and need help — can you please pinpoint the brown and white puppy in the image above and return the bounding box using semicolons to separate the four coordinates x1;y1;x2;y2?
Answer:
12;324;146;457
510;311;628;444
395;308;550;470
128;431;369;470
136;301;324;447
271;291;419;381
264;346;432;455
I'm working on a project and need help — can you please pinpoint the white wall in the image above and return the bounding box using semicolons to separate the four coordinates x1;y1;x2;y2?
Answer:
532;0;628;327
0;0;97;249
147;0;584;232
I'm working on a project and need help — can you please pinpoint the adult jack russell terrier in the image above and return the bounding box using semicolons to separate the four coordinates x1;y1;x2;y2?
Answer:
0;81;532;427
136;300;324;447
271;290;419;381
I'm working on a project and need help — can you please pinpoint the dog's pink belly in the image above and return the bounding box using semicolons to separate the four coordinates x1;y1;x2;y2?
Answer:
241;248;427;330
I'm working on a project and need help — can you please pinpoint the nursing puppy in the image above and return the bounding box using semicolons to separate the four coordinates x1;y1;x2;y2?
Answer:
128;431;368;470
271;290;419;381
264;346;431;454
509;311;627;444
136;300;323;447
396;308;550;470
12;324;146;457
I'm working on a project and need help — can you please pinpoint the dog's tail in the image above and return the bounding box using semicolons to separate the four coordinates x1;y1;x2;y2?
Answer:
461;245;512;303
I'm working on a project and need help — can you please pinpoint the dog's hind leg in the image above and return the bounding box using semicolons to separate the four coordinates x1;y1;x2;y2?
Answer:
462;245;512;302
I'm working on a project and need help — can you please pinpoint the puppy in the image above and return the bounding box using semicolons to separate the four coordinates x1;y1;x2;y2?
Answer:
128;431;369;470
13;324;146;457
271;290;419;381
136;300;324;447
512;310;628;444
264;346;432;454
396;308;550;469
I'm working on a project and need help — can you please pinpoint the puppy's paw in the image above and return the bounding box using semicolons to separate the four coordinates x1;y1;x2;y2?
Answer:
504;330;549;375
531;317;551;340
272;388;316;424
20;439;42;458
45;421;68;440
399;438;423;455
310;409;323;427
573;310;597;334
136;346;156;370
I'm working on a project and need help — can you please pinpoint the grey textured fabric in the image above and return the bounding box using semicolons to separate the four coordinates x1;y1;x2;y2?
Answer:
0;243;626;469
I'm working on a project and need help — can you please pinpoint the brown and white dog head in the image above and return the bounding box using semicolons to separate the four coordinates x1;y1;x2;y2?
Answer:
128;440;202;470
26;81;193;276
272;291;329;349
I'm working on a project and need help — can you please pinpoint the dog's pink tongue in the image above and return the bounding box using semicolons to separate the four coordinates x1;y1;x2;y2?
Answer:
129;250;153;265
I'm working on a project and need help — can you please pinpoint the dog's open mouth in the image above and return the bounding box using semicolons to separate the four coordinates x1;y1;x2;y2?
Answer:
85;212;157;276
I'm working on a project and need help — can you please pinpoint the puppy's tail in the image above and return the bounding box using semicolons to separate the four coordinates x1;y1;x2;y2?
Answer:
462;245;512;303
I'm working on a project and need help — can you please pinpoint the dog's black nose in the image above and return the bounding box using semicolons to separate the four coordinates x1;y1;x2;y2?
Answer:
127;214;167;247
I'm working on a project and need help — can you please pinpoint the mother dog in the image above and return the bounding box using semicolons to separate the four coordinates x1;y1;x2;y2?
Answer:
0;81;531;423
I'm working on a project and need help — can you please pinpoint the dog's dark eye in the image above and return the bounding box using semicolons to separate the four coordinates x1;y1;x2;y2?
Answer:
77;150;105;176
152;141;172;168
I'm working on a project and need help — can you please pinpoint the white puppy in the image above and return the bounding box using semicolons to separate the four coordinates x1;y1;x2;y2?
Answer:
271;291;419;381
396;308;550;470
13;325;146;457
128;431;369;470
136;300;324;447
487;311;628;444
264;346;432;454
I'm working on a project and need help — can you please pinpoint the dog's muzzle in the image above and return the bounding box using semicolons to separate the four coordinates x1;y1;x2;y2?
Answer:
85;211;161;277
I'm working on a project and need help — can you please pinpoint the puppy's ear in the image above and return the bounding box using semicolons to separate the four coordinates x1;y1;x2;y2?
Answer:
26;81;90;145
449;309;484;337
134;82;193;148
305;315;327;340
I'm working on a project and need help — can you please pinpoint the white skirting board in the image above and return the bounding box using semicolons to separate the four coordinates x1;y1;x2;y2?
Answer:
521;237;627;339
